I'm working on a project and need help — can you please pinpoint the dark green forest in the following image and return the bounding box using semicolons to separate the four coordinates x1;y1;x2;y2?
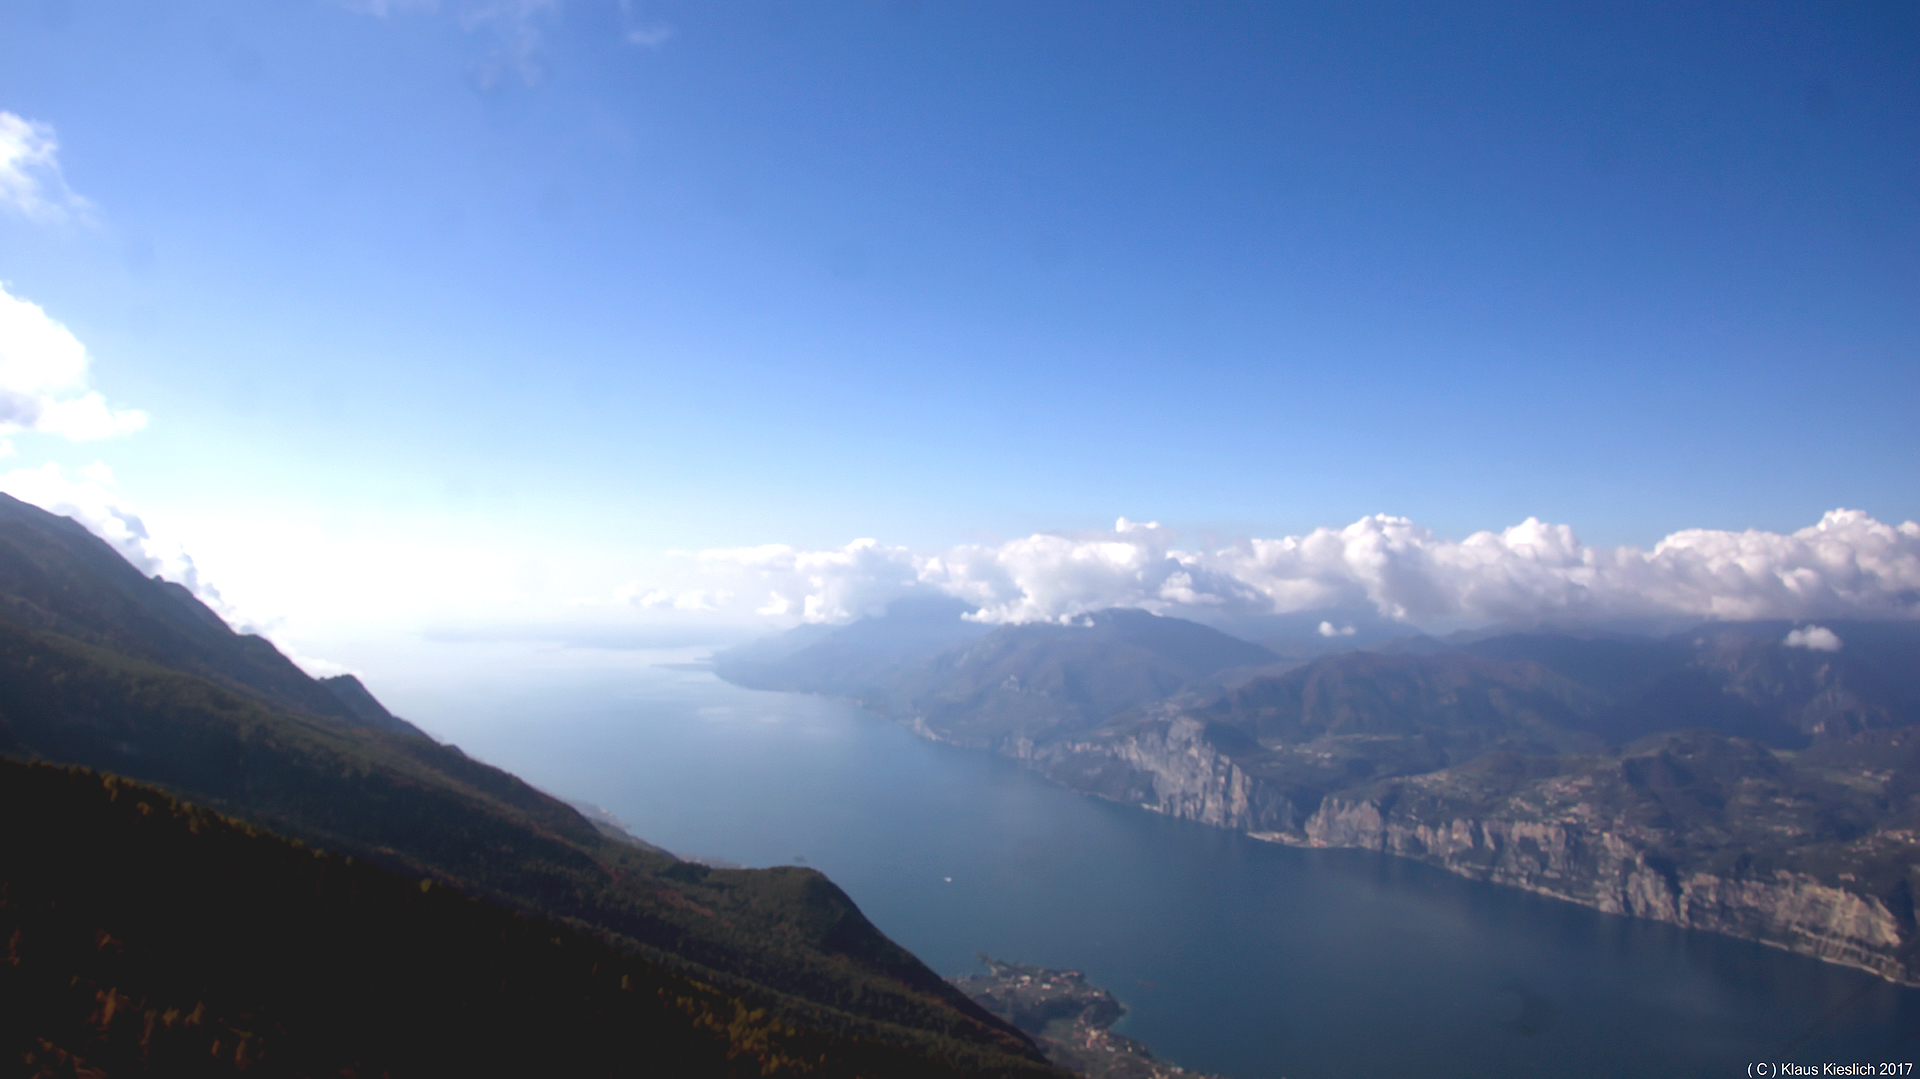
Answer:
0;759;917;1076
0;494;1067;1077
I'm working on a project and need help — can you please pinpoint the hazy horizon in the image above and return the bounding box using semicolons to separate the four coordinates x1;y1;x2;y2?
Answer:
1;0;1915;683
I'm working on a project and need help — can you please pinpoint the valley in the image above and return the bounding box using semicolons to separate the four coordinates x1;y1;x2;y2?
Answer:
4;486;1914;1075
714;601;1920;985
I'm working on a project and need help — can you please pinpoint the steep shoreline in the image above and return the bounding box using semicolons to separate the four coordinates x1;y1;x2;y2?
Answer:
711;611;1920;992
1289;797;1910;980
924;712;1920;987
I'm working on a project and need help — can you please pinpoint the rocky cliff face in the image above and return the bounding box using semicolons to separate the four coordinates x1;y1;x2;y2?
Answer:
722;615;1920;988
1024;717;1299;832
1301;797;1913;983
963;718;1918;986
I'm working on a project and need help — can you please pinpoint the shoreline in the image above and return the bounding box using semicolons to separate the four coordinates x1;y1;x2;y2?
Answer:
712;673;1920;989
1240;828;1919;988
951;956;1232;1079
900;694;1917;989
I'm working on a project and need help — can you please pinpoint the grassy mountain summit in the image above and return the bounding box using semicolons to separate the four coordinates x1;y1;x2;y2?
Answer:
0;494;1064;1077
716;604;1920;983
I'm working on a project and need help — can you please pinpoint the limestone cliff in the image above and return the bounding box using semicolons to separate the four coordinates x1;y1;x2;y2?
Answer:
717;615;1920;988
1007;727;1920;986
1301;797;1914;983
899;716;1920;987
1024;716;1299;833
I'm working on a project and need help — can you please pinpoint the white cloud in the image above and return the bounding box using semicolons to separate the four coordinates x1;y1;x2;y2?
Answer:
931;518;1268;623
1783;625;1843;652
673;538;928;623
627;510;1920;629
0;284;147;444
0;461;211;600
1318;621;1358;638
1211;510;1920;625
0;462;375;677
0;112;93;224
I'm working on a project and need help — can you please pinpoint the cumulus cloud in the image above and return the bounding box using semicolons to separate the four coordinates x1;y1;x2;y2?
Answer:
0;461;212;600
671;538;929;623
0;462;364;677
1783;625;1843;652
1318;621;1358;638
625;511;1920;629
0;284;147;449
0;112;93;224
1205;511;1920;625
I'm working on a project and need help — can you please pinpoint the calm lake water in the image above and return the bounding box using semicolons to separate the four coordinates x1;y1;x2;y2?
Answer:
400;649;1919;1079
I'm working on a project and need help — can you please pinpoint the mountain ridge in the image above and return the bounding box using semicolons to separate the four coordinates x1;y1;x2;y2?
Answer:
715;604;1920;984
0;494;1065;1077
0;494;403;735
4;756;1034;1078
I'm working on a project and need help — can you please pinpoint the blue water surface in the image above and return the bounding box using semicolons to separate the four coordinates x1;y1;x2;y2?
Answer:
399;653;1919;1079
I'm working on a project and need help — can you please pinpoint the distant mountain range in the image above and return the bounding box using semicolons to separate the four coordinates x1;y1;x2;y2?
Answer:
0;494;1067;1078
716;601;1920;984
716;600;1286;748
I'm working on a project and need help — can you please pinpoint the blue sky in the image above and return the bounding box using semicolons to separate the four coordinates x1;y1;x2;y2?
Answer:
0;1;1916;671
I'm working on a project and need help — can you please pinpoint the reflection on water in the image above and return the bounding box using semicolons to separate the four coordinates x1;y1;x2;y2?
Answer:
403;654;1920;1079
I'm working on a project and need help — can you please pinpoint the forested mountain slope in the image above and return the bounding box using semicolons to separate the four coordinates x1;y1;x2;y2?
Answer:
0;494;1061;1078
1;759;1042;1078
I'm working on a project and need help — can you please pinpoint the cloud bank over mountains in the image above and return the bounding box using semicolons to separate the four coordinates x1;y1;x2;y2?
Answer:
1;151;1911;649
632;511;1920;630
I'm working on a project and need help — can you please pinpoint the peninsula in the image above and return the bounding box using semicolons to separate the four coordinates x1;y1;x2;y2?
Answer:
952;956;1231;1079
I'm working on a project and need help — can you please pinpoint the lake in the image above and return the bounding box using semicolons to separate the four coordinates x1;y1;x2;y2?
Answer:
395;647;1919;1079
